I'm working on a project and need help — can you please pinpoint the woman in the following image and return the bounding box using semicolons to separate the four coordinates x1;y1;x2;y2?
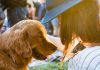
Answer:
27;4;35;19
60;0;100;70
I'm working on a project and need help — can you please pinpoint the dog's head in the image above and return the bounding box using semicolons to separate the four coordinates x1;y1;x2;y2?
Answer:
3;20;57;60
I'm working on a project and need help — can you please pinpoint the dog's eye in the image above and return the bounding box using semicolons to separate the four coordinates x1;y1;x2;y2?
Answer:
42;42;45;47
42;39;47;47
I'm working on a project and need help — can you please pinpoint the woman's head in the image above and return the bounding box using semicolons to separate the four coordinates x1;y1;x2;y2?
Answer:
60;0;100;49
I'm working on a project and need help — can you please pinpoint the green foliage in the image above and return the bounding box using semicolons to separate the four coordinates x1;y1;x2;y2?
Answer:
29;62;68;70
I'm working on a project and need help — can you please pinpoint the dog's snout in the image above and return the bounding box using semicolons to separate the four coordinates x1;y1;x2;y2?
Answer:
32;48;47;60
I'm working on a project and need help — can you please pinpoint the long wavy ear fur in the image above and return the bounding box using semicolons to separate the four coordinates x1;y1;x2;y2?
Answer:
9;29;32;58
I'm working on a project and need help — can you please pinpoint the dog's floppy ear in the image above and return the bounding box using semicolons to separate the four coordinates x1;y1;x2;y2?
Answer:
10;29;32;58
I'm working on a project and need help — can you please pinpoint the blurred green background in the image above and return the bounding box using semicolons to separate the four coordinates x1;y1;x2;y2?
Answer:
29;61;68;70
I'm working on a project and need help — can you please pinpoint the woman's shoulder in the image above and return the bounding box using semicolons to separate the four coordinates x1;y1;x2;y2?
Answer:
68;46;100;70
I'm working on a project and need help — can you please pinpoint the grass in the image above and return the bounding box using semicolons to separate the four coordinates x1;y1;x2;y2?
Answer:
29;61;68;70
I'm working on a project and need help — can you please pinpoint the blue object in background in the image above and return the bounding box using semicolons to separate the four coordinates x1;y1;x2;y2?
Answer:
42;0;81;24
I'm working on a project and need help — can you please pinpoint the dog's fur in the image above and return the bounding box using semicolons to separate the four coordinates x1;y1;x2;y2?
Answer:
0;20;57;70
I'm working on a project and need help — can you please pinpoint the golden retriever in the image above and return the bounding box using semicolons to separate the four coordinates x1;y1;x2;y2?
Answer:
0;20;57;70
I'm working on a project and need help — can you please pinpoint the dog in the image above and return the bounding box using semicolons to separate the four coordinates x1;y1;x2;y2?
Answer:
0;20;57;70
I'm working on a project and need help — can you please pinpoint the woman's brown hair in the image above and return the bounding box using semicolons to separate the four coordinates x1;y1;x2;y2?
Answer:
60;0;100;50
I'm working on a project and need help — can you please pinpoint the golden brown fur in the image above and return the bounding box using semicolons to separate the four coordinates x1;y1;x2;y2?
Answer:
0;20;57;70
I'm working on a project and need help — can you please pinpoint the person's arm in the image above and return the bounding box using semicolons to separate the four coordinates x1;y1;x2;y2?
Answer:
47;35;65;51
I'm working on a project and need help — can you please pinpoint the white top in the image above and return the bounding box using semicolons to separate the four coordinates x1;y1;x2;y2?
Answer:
68;46;100;70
